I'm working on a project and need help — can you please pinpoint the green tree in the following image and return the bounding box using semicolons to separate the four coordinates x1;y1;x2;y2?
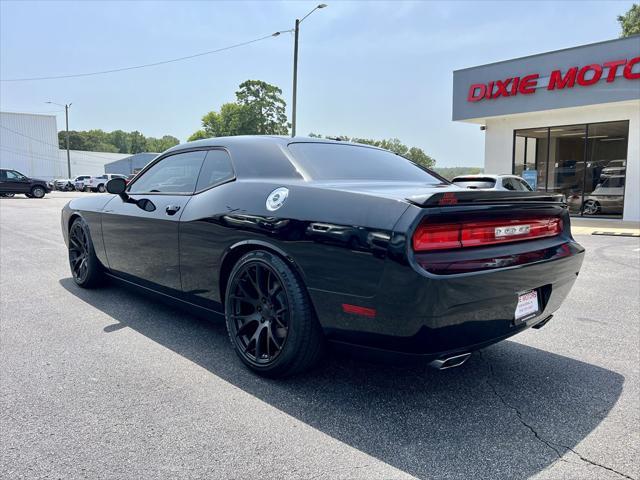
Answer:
146;135;180;152
308;133;436;169
618;3;640;36
189;79;289;140
235;80;289;135
434;166;483;181
58;129;178;153
108;130;131;153
189;103;251;141
129;131;147;153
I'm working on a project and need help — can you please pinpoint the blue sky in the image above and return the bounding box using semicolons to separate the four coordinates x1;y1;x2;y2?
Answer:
0;0;633;167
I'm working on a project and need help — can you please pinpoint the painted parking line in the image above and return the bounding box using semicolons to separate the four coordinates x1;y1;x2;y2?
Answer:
591;231;640;237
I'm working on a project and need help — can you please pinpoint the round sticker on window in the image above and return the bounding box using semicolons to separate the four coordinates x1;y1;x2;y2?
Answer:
266;187;289;211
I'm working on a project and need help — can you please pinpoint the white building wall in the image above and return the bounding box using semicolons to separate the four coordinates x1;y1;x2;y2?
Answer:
61;150;130;177
0;112;63;180
483;100;640;222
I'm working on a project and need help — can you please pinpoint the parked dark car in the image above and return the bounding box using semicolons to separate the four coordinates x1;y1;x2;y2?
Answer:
61;136;584;377
0;168;51;198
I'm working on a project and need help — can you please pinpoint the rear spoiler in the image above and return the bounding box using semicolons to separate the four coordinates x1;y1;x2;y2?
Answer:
407;190;566;207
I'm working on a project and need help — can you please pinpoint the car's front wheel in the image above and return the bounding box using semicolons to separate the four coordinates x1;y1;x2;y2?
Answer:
30;186;46;198
583;200;600;215
97;184;106;193
225;250;324;377
68;217;104;288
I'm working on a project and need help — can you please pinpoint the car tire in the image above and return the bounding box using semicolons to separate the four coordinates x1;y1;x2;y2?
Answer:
583;200;600;215
98;184;106;193
68;217;104;288
30;186;46;198
0;193;15;198
225;250;325;377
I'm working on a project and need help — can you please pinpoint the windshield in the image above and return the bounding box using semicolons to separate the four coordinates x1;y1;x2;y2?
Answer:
287;143;442;183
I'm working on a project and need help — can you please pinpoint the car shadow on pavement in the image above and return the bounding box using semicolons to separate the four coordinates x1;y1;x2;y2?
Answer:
60;277;624;480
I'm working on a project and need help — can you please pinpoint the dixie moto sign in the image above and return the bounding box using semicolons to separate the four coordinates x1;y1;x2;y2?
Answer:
467;56;640;102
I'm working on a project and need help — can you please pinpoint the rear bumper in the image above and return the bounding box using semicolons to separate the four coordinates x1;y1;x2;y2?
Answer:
312;239;584;357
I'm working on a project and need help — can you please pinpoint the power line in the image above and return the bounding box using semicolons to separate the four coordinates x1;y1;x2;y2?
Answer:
0;31;291;82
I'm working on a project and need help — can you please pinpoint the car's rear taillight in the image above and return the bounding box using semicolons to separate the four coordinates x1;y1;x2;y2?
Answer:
412;218;562;252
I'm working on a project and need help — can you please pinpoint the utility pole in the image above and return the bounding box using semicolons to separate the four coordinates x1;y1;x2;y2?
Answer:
64;104;71;178
290;4;327;138
46;101;72;177
292;18;300;137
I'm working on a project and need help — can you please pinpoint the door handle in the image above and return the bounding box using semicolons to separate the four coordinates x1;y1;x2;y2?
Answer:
165;205;181;215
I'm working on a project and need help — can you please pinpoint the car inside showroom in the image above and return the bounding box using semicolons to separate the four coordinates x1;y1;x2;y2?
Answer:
453;36;639;221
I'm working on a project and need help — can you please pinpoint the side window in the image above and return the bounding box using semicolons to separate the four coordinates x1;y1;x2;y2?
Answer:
6;170;24;181
129;151;206;194
502;178;517;191
195;149;234;191
517;179;533;191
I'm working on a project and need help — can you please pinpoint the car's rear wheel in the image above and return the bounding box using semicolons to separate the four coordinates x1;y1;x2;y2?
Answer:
30;186;45;198
0;193;15;198
583;200;600;215
68;217;104;288
98;184;106;193
225;250;324;377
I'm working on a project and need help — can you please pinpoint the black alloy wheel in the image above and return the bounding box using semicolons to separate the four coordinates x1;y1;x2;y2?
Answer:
68;218;103;288
31;186;45;198
225;250;324;377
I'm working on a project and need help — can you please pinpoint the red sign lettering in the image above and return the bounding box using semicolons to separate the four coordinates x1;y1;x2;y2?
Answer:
466;56;640;102
547;67;577;90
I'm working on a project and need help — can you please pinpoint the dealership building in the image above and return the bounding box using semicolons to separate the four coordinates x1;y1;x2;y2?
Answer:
453;36;640;222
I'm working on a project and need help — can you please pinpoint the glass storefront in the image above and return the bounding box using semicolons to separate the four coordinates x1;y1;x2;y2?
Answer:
513;121;629;218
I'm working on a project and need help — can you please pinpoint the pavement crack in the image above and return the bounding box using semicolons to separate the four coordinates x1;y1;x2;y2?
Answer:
551;443;637;480
480;352;636;480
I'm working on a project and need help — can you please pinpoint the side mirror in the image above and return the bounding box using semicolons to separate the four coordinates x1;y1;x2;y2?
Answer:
106;177;127;196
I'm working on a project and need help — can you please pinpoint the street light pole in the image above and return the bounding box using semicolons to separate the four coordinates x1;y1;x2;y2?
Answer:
46;101;72;177
291;4;327;138
64;104;71;178
292;18;300;137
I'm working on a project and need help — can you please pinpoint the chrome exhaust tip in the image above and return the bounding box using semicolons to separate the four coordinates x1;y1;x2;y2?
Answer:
429;352;472;370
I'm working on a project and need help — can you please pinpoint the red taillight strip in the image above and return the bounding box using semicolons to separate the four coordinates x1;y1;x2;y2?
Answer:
413;218;562;252
342;304;377;318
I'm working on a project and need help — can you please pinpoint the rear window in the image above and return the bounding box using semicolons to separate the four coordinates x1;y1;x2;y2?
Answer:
452;177;496;189
287;143;441;183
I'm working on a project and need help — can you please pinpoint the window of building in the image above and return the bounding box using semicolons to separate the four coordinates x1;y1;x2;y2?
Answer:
513;120;629;218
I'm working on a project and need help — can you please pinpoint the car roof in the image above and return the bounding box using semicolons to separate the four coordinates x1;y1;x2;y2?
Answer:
164;135;380;154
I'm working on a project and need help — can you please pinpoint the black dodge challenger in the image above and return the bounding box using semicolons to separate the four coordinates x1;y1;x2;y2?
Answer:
61;136;584;377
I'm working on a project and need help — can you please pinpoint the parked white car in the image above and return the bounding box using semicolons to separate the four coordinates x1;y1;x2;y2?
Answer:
84;174;128;192
72;175;93;191
451;174;534;192
600;159;626;178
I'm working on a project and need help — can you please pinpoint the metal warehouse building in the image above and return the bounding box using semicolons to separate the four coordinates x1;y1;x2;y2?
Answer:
104;152;158;176
453;36;640;222
0;112;63;180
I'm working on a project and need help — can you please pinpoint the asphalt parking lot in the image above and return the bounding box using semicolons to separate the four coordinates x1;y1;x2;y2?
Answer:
1;192;638;480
